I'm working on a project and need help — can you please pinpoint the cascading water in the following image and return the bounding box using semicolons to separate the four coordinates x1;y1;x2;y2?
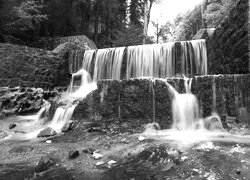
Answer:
2;68;97;141
143;77;250;146
77;39;207;81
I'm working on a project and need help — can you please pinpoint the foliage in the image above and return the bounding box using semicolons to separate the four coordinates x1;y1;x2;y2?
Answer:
172;0;237;41
2;0;47;43
0;0;237;47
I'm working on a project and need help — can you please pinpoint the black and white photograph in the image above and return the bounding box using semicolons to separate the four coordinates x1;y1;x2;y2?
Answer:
0;0;249;179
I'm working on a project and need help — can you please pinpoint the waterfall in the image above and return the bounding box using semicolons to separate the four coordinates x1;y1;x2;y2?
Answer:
82;49;95;72
81;39;207;81
93;47;125;81
166;79;200;130
48;105;77;133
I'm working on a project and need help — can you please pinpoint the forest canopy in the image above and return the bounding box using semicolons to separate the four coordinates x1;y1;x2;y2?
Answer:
0;0;237;48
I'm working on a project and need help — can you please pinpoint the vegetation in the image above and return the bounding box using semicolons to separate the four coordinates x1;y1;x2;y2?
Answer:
172;0;237;41
0;0;237;47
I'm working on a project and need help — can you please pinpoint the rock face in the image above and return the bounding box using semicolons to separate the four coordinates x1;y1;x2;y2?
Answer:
73;75;250;128
37;127;57;138
207;0;249;74
0;87;45;117
0;43;70;89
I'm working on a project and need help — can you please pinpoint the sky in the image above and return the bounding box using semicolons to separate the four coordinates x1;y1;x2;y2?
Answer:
148;0;204;36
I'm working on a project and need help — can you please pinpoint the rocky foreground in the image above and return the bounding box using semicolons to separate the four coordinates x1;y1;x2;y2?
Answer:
0;113;250;180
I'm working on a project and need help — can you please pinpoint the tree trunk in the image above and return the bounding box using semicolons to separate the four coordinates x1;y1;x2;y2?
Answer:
143;0;148;44
143;0;154;44
93;1;100;44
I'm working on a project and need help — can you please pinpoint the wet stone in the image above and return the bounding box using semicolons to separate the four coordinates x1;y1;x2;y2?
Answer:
61;120;74;133
82;148;95;154
236;169;241;175
9;123;17;129
37;127;57;138
68;150;80;159
35;155;56;173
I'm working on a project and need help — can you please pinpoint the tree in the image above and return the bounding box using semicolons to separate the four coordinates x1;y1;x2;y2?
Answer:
3;0;47;43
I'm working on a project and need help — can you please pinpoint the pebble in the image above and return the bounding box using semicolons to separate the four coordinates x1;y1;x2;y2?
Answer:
236;169;241;175
93;152;103;159
96;161;105;166
9;123;17;129
107;160;117;166
46;140;52;144
181;156;188;161
138;136;145;141
68;150;80;159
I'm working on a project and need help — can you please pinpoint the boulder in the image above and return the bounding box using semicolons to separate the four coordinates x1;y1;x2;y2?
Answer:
68;150;80;159
9;123;17;129
35;155;56;173
37;127;57;138
61;120;74;133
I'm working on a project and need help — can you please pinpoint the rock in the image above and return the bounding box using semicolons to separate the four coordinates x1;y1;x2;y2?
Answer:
181;156;188;161
9;145;33;153
35;155;56;173
107;160;117;168
37;127;57;138
237;107;249;125
87;127;104;133
82;148;95;154
95;161;105;166
46;140;52;144
236;169;241;175
0;131;8;139
138;136;146;141
68;150;80;159
204;116;224;131
61;120;74;132
92;152;103;160
9;123;17;129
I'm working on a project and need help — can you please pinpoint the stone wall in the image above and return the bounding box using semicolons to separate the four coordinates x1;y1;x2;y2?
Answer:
0;43;70;89
73;75;250;128
73;74;250;128
207;0;249;74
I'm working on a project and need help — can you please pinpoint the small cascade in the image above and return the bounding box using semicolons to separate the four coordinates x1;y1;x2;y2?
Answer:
81;39;207;81
168;78;200;130
48;105;77;133
3;69;97;141
172;93;200;130
82;49;95;72
149;79;156;123
69;69;97;98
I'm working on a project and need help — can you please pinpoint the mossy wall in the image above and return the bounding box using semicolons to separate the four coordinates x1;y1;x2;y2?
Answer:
73;75;250;128
207;0;249;74
0;43;70;89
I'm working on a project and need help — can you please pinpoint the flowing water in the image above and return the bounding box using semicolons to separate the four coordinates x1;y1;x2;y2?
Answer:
2;69;97;142
143;78;250;146
75;39;207;80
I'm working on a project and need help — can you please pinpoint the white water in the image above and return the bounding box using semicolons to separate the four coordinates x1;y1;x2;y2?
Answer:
143;78;250;146
79;39;207;81
2;69;97;141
